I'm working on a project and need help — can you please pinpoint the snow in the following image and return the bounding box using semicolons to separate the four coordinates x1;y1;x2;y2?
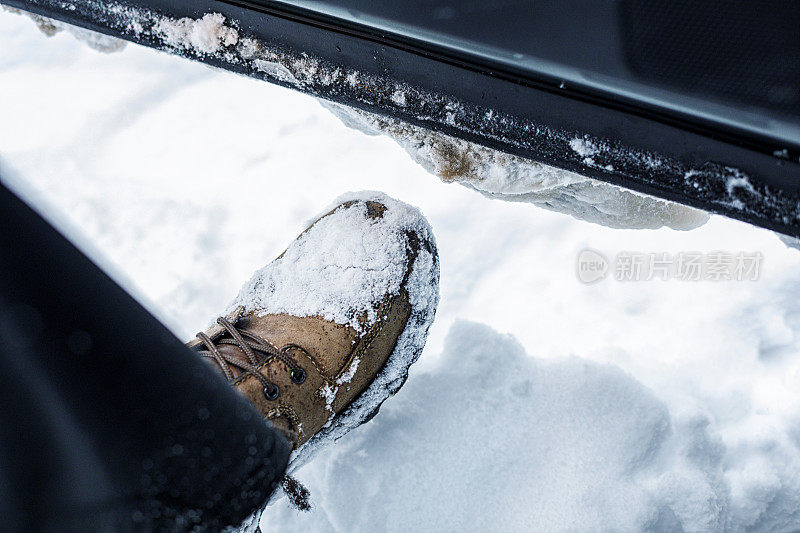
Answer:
4;9;800;532
569;136;601;166
320;383;336;413
390;90;407;107
336;356;360;385
780;235;800;251
251;59;297;84
725;172;759;210
569;136;598;158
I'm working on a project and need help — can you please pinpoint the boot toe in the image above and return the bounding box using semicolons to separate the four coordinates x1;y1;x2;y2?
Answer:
229;191;436;335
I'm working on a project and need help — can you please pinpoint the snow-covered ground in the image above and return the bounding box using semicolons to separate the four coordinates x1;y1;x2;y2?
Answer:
3;11;800;531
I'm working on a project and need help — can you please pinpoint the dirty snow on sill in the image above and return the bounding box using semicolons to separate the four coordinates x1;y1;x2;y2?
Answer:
227;191;434;335
325;102;710;231
11;3;340;92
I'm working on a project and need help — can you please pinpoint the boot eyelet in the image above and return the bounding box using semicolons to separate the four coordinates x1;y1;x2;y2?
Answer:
291;368;306;385
263;384;279;401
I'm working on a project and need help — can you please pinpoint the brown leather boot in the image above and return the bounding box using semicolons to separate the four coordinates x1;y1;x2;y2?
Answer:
188;192;439;471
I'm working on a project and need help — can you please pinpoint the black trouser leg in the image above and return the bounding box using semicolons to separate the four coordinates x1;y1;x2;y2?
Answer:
0;178;290;532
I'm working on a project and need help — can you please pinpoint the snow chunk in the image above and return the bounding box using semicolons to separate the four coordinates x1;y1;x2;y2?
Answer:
725;173;758;210
569;137;601;165
779;234;800;251
324;102;709;231
336;356;360;385
153;13;238;55
3;6;126;53
569;136;598;158
390;90;407;107
319;383;336;414
252;60;297;84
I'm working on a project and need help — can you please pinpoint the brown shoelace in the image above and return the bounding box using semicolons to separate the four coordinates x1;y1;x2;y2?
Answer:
194;316;307;400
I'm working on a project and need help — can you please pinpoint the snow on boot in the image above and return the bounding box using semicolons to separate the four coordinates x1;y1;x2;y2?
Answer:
188;192;439;471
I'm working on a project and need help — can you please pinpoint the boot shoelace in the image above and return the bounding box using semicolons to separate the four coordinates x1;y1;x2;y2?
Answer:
194;316;314;511
195;316;307;400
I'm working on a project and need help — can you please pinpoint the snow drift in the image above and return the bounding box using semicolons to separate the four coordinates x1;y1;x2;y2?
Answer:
260;321;800;532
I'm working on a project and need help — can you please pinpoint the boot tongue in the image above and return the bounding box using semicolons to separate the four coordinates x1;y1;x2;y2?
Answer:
211;344;251;379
